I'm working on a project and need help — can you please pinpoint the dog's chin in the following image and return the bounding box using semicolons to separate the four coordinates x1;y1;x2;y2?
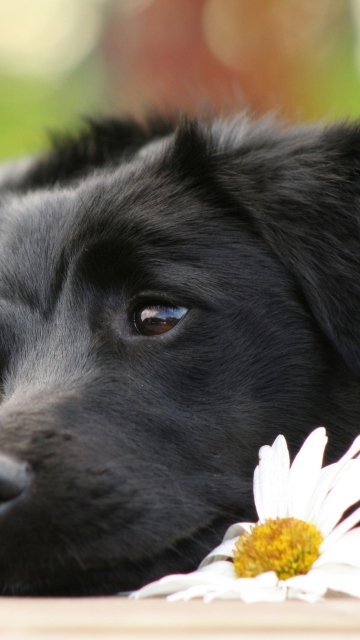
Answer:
0;515;238;596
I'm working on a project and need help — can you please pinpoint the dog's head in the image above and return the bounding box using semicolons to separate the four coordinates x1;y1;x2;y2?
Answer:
0;115;359;594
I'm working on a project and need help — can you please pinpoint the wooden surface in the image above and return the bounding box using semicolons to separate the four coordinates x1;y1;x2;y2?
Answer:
0;596;359;639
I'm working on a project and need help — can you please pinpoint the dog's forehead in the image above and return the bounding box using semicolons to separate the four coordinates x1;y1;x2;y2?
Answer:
0;188;75;310
0;153;236;311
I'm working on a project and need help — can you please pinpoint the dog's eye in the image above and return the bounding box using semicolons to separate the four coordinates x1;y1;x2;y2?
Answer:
134;304;188;336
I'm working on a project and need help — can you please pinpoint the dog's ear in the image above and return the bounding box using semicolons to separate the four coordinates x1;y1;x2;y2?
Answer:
217;120;360;378
3;115;176;191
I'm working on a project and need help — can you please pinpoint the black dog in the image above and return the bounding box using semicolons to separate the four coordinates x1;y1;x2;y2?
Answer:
0;114;359;595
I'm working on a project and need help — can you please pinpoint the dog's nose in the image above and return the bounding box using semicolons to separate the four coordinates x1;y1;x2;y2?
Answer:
0;453;30;502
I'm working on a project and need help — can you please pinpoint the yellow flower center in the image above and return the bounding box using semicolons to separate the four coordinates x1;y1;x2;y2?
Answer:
233;517;323;581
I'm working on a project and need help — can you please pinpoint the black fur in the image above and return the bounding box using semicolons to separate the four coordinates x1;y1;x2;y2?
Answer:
0;114;359;594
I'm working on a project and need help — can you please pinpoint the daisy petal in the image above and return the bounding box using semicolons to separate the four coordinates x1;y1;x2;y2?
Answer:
168;585;215;601
144;568;280;603
314;528;360;567
254;436;290;521
307;436;360;522
306;464;336;523
204;572;279;602
199;538;238;567
235;571;279;590
253;445;275;521
320;505;360;551
130;561;236;599
204;590;243;601
200;522;255;567
316;563;360;598
315;459;360;535
271;435;290;517
334;435;360;470
205;573;281;602
287;427;328;519
282;570;328;596
223;522;254;541
287;589;322;602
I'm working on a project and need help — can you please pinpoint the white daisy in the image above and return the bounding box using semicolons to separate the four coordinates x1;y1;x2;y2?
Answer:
130;427;360;603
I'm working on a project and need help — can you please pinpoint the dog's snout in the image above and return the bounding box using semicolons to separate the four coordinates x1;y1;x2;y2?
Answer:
0;453;30;502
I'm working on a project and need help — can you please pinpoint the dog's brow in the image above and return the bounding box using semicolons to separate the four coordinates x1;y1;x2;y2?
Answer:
0;190;75;315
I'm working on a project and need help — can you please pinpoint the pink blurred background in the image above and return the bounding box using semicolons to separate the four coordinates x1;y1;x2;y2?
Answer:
0;0;360;158
101;0;357;120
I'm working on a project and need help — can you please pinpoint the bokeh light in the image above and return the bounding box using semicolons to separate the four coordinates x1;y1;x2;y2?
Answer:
0;0;104;77
1;0;360;159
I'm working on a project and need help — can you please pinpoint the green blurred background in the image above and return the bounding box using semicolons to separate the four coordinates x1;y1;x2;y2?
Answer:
1;0;360;160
